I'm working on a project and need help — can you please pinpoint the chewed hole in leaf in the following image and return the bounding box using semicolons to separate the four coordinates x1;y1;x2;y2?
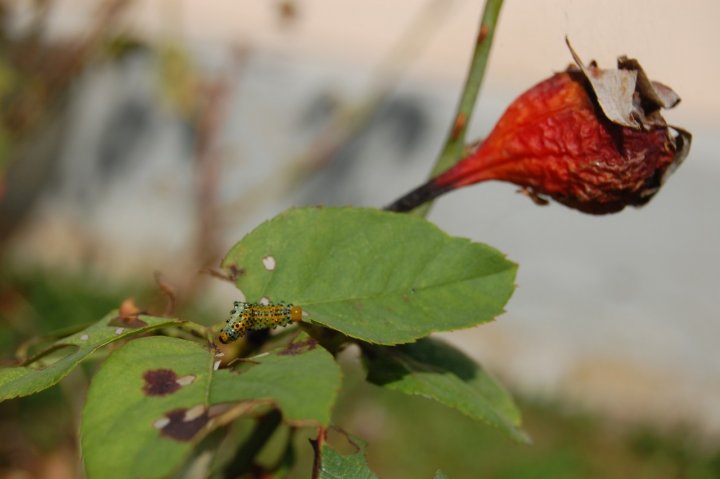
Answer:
25;344;79;370
326;427;364;456
262;255;276;271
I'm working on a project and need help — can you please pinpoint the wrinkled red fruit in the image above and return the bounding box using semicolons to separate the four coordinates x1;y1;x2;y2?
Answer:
386;47;691;215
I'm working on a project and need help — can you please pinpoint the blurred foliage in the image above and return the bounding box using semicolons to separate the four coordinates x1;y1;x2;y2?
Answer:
0;269;135;363
0;0;135;242
329;356;720;479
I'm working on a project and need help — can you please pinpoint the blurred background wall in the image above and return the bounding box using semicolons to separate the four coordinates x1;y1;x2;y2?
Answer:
2;0;719;438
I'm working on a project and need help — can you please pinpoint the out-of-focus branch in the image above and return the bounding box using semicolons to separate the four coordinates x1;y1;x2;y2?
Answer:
218;0;459;220
412;0;504;218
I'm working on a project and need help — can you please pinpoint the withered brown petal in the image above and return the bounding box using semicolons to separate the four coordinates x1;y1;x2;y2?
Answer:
618;56;681;110
566;38;641;129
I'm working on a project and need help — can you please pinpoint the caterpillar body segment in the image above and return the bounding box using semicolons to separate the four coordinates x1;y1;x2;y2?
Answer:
218;301;302;344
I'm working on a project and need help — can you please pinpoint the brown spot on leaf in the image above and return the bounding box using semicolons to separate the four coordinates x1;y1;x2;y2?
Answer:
227;264;245;281
156;407;209;442
279;338;318;356
108;315;147;328
143;369;180;396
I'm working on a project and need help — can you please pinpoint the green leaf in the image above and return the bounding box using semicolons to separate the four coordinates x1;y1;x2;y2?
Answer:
364;337;528;443
211;334;342;426
221;207;516;345
82;336;212;479
315;432;379;479
0;311;178;401
81;334;341;478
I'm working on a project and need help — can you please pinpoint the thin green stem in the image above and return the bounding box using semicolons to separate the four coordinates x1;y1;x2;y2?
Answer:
413;0;504;218
176;320;209;340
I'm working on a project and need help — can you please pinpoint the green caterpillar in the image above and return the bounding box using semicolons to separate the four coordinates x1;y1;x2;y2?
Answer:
218;301;302;344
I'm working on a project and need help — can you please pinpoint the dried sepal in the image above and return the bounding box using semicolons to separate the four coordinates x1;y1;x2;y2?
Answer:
565;37;681;130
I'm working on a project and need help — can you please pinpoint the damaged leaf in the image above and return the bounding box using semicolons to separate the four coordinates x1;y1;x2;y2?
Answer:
210;333;342;426
0;311;178;401
81;333;342;478
81;337;212;479
313;430;380;479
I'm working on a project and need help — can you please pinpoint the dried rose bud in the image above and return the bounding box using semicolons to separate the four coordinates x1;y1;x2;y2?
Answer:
386;41;691;214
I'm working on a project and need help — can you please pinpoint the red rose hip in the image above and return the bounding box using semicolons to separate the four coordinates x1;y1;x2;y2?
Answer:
386;42;691;215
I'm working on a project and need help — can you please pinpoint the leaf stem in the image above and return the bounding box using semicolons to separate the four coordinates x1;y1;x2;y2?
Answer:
310;426;327;479
412;0;504;217
176;320;210;340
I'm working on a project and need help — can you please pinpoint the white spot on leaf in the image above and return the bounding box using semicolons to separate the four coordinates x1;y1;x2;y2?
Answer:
184;405;206;421
115;327;125;335
259;297;270;305
262;256;276;271
80;334;89;341
213;360;221;371
176;375;195;386
153;417;170;429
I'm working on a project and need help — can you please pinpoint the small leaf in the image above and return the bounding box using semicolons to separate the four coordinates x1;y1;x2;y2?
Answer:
222;207;516;345
364;337;528;443
314;432;379;479
81;337;212;479
0;311;178;401
210;334;342;426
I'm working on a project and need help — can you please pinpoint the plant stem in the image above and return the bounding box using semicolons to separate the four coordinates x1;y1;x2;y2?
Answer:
413;0;504;218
